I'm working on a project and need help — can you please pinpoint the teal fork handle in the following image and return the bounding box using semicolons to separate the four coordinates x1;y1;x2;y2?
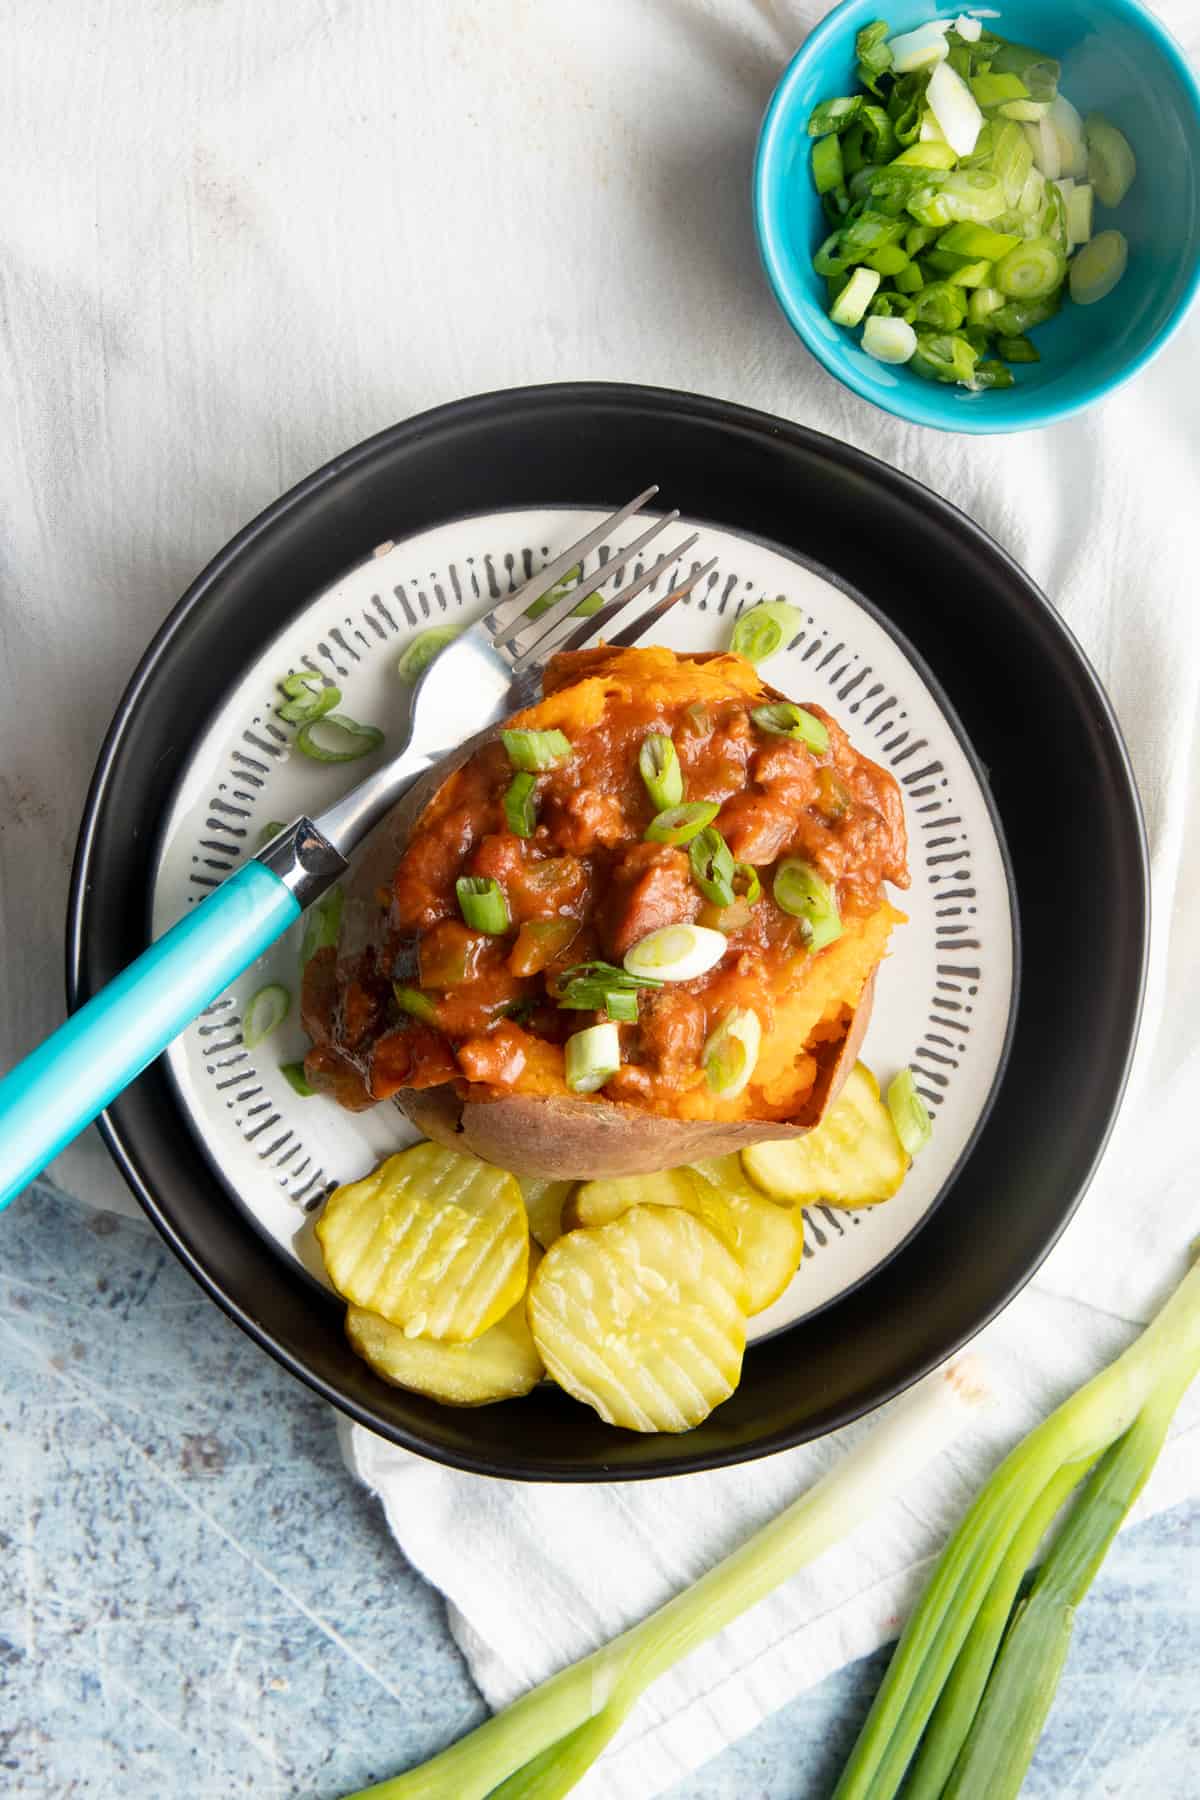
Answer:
0;860;300;1212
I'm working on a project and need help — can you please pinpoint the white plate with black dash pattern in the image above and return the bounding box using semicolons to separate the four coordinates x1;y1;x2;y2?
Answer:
151;508;1017;1339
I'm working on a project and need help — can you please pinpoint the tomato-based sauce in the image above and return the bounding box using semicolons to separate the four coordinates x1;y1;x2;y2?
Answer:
302;646;908;1121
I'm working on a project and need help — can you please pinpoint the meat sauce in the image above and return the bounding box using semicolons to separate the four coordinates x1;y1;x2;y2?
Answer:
302;646;908;1120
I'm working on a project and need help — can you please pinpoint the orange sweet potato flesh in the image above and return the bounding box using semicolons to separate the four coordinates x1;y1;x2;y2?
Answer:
308;646;905;1178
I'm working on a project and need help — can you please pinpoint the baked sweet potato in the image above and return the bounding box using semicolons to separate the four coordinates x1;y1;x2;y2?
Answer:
302;645;907;1178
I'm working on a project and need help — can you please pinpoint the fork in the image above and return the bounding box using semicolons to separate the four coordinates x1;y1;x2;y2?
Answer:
0;490;716;1209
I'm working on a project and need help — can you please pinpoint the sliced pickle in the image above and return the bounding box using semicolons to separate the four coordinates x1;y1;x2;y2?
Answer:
519;1176;573;1250
562;1167;738;1251
346;1246;543;1405
527;1205;749;1433
687;1156;807;1314
740;1063;908;1208
316;1142;528;1341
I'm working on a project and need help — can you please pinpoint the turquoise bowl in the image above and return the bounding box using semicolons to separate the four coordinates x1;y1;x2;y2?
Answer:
754;0;1200;431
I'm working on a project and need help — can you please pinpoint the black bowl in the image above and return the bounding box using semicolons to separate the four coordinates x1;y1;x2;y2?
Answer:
68;382;1148;1480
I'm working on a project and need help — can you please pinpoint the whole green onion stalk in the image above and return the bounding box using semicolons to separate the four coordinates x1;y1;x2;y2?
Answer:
340;1359;989;1800
835;1243;1200;1800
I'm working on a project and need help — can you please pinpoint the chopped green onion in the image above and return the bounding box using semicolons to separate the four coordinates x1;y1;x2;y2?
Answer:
887;21;950;76
808;95;863;137
892;262;925;294
938;221;1019;261
855;20;892;95
599;988;639;1024
864;242;912;276
280;1061;315;1097
243;982;290;1049
1069;228;1128;306
689;827;736;907
703;1007;762;1098
1066;181;1094;247
946;258;992;289
730;600;803;664
773;858;842;950
503;771;538;839
938;168;1007;222
892;141;958;171
638;734;684;811
863;314;918;364
455;875;509;935
989;41;1061;102
993;234;1066;298
830;266;881;325
750;701;830;753
967;285;1005;326
911;329;979;385
733;862;762;905
501;728;572;772
887;1067;933;1155
812;132;845;195
999;98;1050;122
926;62;983;158
997;334;1040;363
256;819;287;849
299;883;343;967
970;72;1029;109
295;713;385;762
393;984;439;1025
555;960;664;1010
1085;114;1136;209
906;281;968;329
523;564;604;622
989;292;1060;335
644;801;720;846
276;669;340;725
396;625;461;683
971;360;1015;390
564;1022;621;1094
623;923;728;983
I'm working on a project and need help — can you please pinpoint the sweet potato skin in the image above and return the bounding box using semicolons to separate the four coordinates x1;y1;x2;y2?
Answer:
397;975;874;1178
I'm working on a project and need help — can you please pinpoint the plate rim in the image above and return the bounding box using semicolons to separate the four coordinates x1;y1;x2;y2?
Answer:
149;500;1022;1333
65;380;1149;1480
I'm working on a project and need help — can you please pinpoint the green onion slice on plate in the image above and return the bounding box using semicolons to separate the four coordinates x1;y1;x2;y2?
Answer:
295;714;385;762
276;670;340;725
396;625;461;683
243;982;290;1049
887;1067;933;1156
280;1062;316;1097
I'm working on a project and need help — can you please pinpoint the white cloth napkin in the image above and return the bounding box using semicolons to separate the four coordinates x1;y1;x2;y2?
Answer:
2;2;1198;1793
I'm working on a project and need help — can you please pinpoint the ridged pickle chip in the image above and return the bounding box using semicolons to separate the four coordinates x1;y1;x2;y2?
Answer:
346;1246;543;1405
316;1142;528;1341
740;1063;908;1208
528;1205;749;1433
687;1157;806;1315
519;1176;573;1250
562;1167;739;1251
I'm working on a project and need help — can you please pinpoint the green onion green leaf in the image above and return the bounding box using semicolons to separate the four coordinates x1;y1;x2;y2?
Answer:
773;858;843;950
243;982;290;1049
455;875;510;935
644;801;721;847
638;734;684;811
750;702;830;753
503;771;538;839
280;1061;316;1097
501;728;573;772
689;827;736;907
396;625;461;683
295;714;385;763
887;1067;933;1156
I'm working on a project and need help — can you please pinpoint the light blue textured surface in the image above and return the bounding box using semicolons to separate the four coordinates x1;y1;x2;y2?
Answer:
1;1182;1197;1798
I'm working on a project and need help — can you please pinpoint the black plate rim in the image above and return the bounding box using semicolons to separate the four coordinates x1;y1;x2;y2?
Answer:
66;380;1149;1480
